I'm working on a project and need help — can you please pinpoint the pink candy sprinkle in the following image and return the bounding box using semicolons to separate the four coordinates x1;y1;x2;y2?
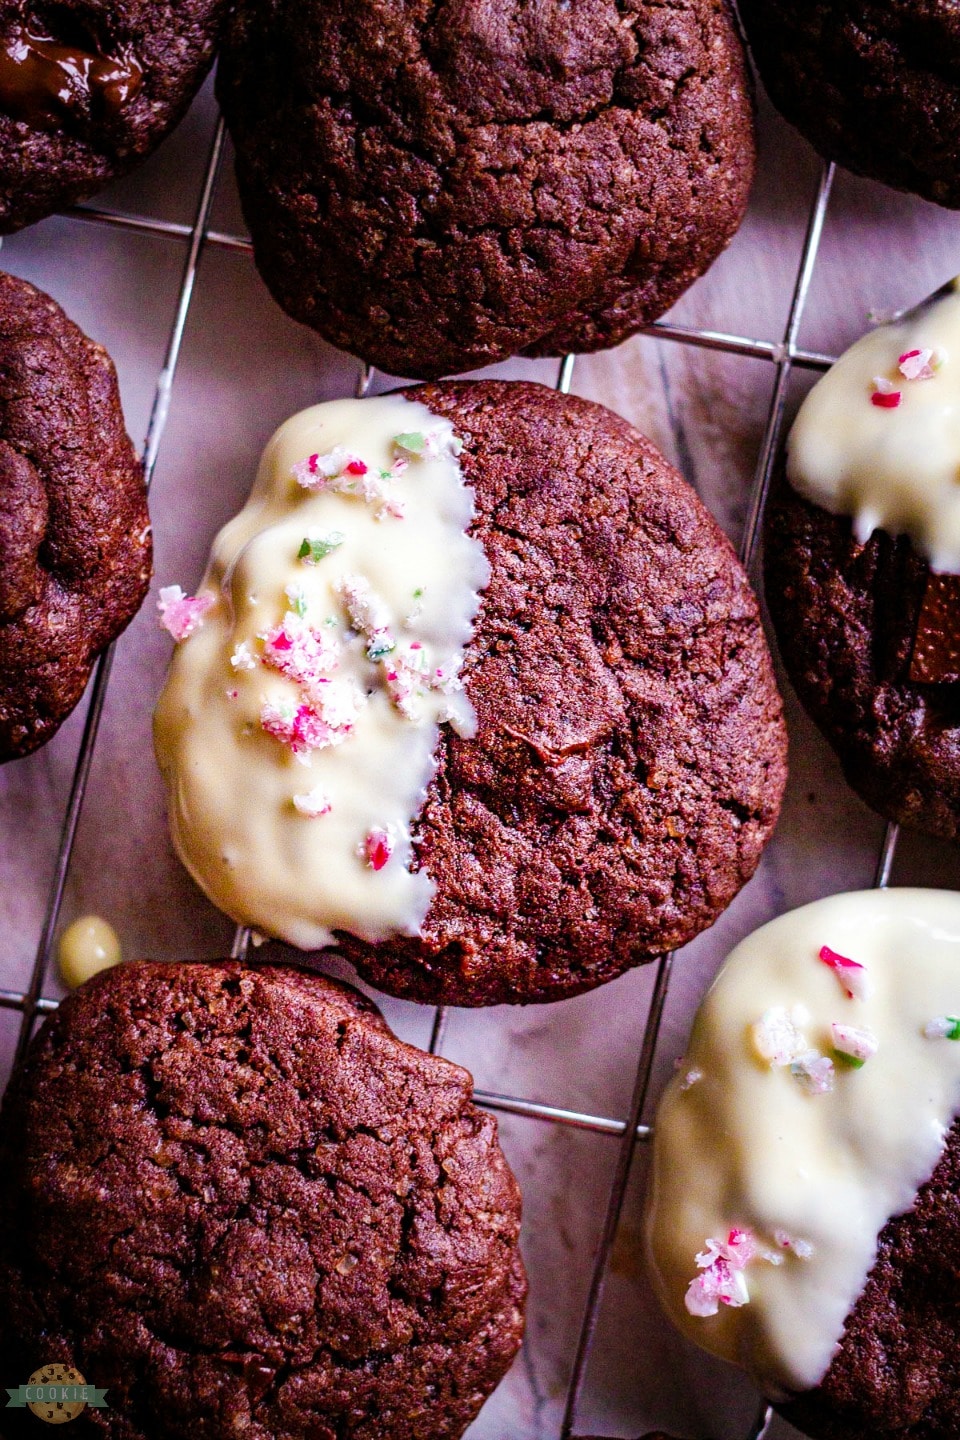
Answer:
261;617;340;701
345;459;368;476
364;827;393;871
685;1229;755;1318
260;701;348;757
157;585;214;642
871;388;902;409
818;944;872;1001
898;347;937;381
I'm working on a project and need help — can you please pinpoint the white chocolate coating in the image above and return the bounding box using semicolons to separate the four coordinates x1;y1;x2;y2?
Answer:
153;395;488;949
646;887;960;1398
787;280;960;571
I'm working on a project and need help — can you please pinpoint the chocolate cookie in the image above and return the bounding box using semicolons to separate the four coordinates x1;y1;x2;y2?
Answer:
0;960;526;1440
0;271;150;761
765;480;960;839
737;0;960;207
0;0;228;232
216;0;755;379
779;1116;960;1439
645;889;960;1440
333;382;786;1004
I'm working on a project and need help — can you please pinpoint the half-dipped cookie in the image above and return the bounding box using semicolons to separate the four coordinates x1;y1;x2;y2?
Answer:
0;960;526;1439
766;279;960;840
154;382;786;1005
0;270;150;760
216;0;756;378
646;887;960;1440
0;0;229;231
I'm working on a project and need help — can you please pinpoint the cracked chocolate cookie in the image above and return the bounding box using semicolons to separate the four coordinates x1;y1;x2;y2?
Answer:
0;960;527;1440
154;381;786;1006
737;0;960;207
765;484;960;838
646;889;960;1440
340;382;787;1003
765;280;960;840
0;271;150;760
0;0;229;232
216;0;755;379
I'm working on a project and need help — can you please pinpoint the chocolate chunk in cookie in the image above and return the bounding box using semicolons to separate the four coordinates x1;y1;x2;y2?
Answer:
0;0;229;232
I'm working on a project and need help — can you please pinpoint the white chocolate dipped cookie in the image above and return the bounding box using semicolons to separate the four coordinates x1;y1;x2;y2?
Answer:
787;278;960;572
154;393;488;949
153;381;787;1006
766;280;960;840
646;887;960;1437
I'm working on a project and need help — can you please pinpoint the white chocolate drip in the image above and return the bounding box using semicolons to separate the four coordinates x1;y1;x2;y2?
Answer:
646;888;960;1398
787;279;960;572
153;395;489;949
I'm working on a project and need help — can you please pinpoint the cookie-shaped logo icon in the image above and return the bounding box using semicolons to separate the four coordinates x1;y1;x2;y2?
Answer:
26;1366;87;1424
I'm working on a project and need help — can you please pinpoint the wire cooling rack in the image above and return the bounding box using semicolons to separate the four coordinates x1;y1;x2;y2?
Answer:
0;83;926;1440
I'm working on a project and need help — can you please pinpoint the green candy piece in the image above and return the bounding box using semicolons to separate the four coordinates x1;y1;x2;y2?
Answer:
298;532;344;564
831;1049;865;1070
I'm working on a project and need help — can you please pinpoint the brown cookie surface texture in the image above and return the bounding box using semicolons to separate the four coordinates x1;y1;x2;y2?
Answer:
779;1113;960;1439
0;960;526;1440
765;477;960;840
0;271;150;761
0;0;229;232
334;380;787;1005
216;0;755;378
738;0;960;207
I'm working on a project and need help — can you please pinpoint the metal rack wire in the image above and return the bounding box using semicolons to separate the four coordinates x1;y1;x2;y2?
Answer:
0;88;909;1440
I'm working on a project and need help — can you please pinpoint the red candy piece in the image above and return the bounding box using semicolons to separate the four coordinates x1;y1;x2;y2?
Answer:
345;459;368;476
871;390;902;409
364;828;393;871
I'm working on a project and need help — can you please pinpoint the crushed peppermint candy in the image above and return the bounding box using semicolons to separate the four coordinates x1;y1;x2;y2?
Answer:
260;685;361;758
751;1006;809;1067
818;944;872;1001
924;1015;960;1040
679;1067;703;1092
685;1228;754;1317
230;641;258;672
790;1050;835;1095
337;573;393;641
898;347;940;381
292;784;332;818
285;583;308;618
870;376;902;408
363;827;394;871
293;449;406;520
831;1022;878;1067
157;586;214;642
261;613;340;695
773;1229;814;1260
292;447;365;487
299;531;345;564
